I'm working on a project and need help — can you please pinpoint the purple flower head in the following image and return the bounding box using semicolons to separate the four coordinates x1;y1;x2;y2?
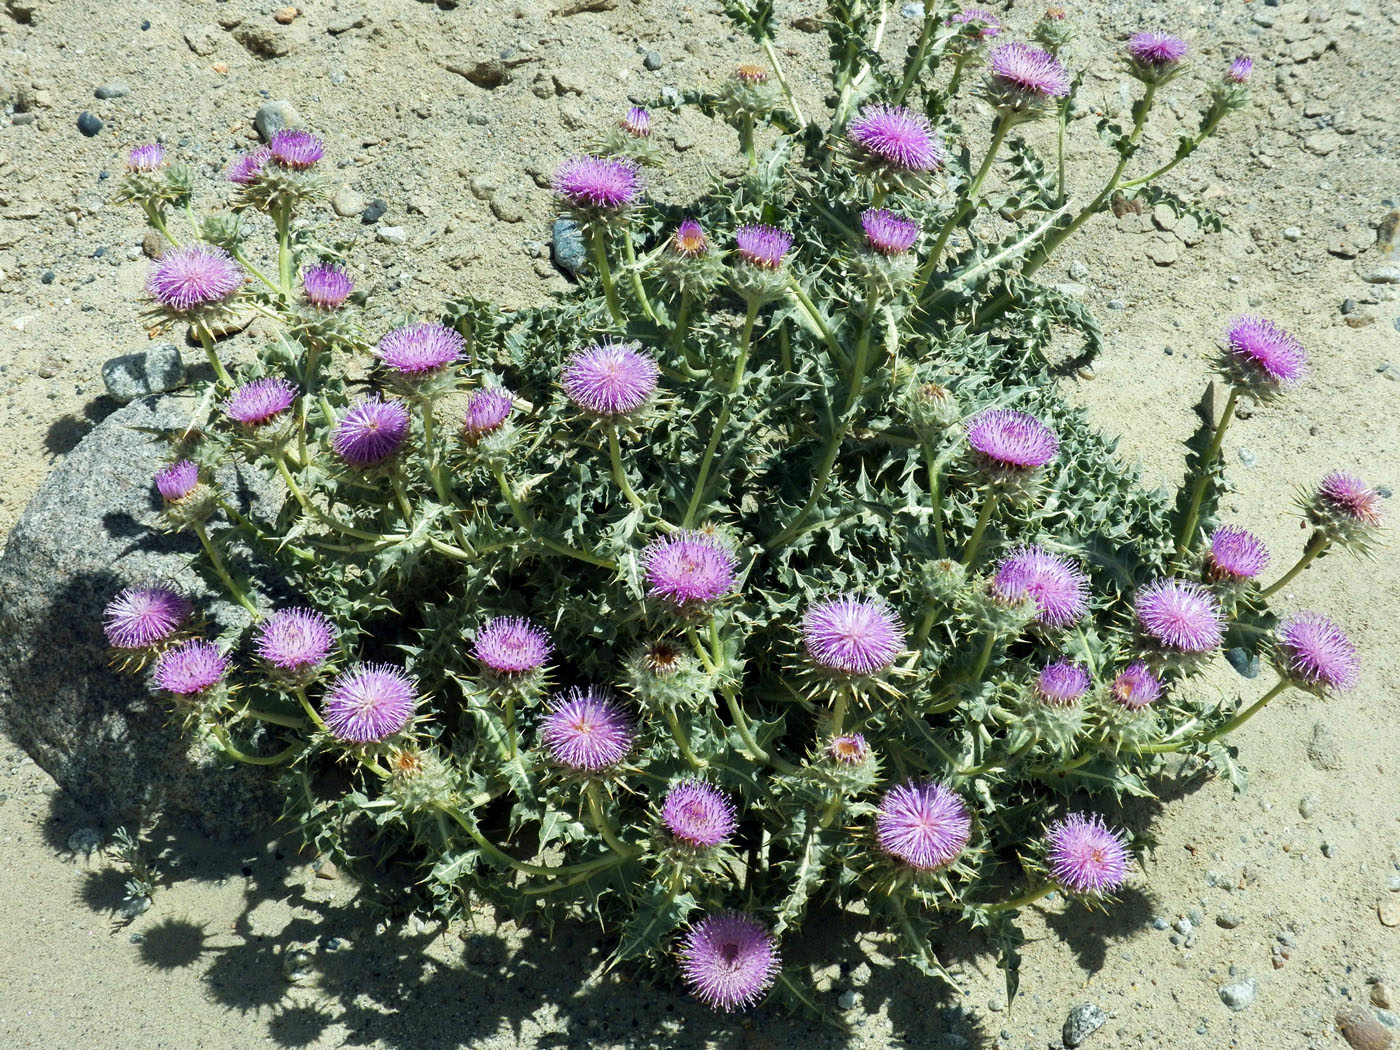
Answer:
146;244;243;312
644;531;738;608
1127;31;1188;67
1276;612;1360;693
332;396;411;468
540;686;633;772
734;224;794;270
861;208;920;256
462;387;514;439
374;322;466;376
662;780;737;848
127;143;165;172
473;616;552;676
224;377;297;427
828;733;871;765
1224;315;1307;390
1207;525;1270;582
876;781;972;871
103;585;192;650
302;264;354;310
679;912;780;1012
153;640;228;696
1317;472;1383;528
673;218;709;258
322;664;418;743
988;42;1071;100
846;104;943;172
735;64;769;84
1046;813;1130;895
1110;660;1161;710
155;459;199;503
948;7;1002;38
256;607;334;672
561;342;659;417
803;594;905;676
1135;579;1224;654
552;155;641;210
622;106;652;138
991;546;1089;629
226;147;270;185
268;129;324;170
966;408;1059;470
1034;660;1091;706
1227;55;1253;84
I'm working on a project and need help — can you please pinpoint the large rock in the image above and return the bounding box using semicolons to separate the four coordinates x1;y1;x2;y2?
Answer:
0;395;285;836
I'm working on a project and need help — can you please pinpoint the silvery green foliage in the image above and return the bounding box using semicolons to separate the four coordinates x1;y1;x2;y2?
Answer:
111;1;1315;1015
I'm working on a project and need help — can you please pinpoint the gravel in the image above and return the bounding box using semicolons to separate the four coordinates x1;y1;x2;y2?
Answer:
254;99;302;141
1063;1003;1109;1047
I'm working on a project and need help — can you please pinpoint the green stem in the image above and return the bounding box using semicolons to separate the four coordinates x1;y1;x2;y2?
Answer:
962;492;999;565
232;247;281;297
275;200;294;296
989;882;1057;914
894;4;939;106
916;115;1010;297
493;468;617;569
607;426;645;514
969;630;996;681
740;114;756;167
759;35;805;125
390;474;415;523
944;51;972;100
584;782;637;858
273;453;403;543
1174;386;1238;560
787;276;848;372
671;290;699;368
295;688;328;731
193;523;259;618
1259;535;1329;599
664;707;705;769
1120;111;1225;190
830;688;850;737
722;686;796;774
194;325;234;388
818;795;843;829
620;233;657;323
142;202;180;247
912;604;939;656
1203;680;1289;744
210;725;299;766
682;299;758;527
238;705;305;729
922;439;948;558
436;802;627;875
590;227;625;327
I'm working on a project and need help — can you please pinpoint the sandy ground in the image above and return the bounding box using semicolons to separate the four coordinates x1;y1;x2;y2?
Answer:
1;1;1398;1048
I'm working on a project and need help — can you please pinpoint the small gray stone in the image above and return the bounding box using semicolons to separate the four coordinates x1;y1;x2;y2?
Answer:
1069;260;1090;280
233;24;293;59
1216;913;1244;929
551;217;587;278
331;184;367;218
1146;238;1180;266
1152;203;1179;231
837;988;858;1010
183;24;220;57
1063;1003;1108;1047
1237;448;1257;468
489;194;524;223
360;199;387;225
643;50;663;71
1299;795;1319;818
1152;915;1170;930
327;12;368;34
1283;225;1304;242
66;827;102;856
100;345;187;403
1219;977;1258;1011
469;174;498;201
376;225;407;244
94;82;130;100
76;111;103;137
447;58;509;89
254;100;302;142
1174;917;1194;935
1107;298;1127;311
1307;721;1342;770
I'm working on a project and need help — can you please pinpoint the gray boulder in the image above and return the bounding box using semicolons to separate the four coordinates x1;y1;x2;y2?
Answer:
0;395;286;837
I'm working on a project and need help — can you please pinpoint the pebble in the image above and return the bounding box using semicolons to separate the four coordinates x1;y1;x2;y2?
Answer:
1283;226;1304;242
331;184;367;218
1069;260;1090;280
1374;984;1395;1010
1380;900;1400;928
376;225;407;245
94;82;130;100
76;111;103;137
1216;913;1244;929
986;997;1004;1012
361;199;388;225
551;217;587;278
66;827;101;855
1299;795;1319;818
643;50;663;70
1174;917;1194;935
101;345;187;403
282;946;315;984
1308;722;1343;771
254;100;302;142
1337;1005;1394;1050
837;988;858;1010
489;194;524;223
1237;448;1257;468
1146;239;1180;266
1062;1003;1108;1047
1219;977;1258;1011
273;5;297;23
1107;299;1126;310
232;24;293;59
1152;915;1170;931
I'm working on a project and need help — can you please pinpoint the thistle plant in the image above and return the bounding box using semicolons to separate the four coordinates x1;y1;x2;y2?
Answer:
103;3;1376;1016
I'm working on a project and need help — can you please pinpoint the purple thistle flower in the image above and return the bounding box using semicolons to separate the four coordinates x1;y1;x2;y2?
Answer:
622;106;652;137
1207;525;1270;582
226;147;270;185
734;224;794;270
1110;660;1161;710
1046;813;1131;895
1276;612;1360;693
991;546;1089;629
322;664;418;743
332;396;411;467
1135;579;1224;654
672;219;709;258
552;155;641;210
803;594;905;675
876;781;972;871
988;42;1072;99
462;387;514;439
1224;315;1307;390
155;459;199;503
374;322;466;376
1316;472;1383;528
966;408;1059;470
1226;55;1253;85
540;686;633;772
302;264;354;310
735;63;769;84
828;733;871;765
1127;31;1188;67
643;531;738;608
146;244;243;312
662;780;737;848
127;143;165;172
153;640;228;696
846;104;943;172
473;616;552;676
224;377;297;427
1034;660;1091;706
948;7;1002;38
268;128;324;170
103;585;192;650
561;342;659;417
861;208;920;256
255;607;335;672
679;912;780;1012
